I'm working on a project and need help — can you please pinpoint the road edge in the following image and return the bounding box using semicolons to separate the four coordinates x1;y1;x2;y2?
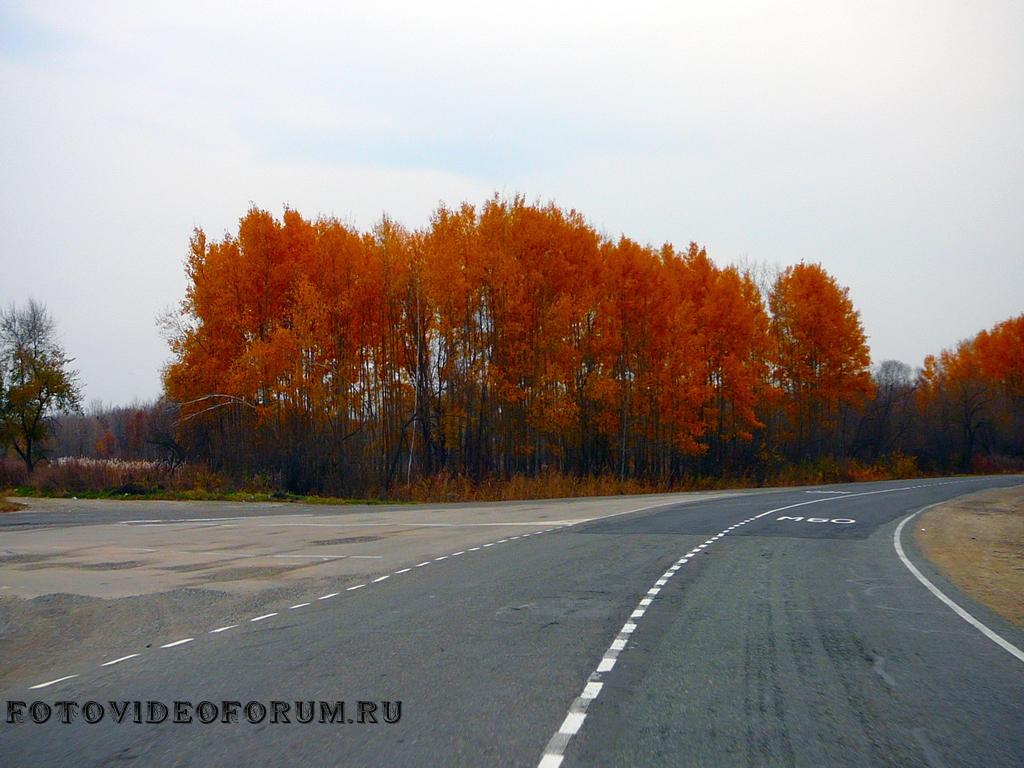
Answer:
893;501;1024;664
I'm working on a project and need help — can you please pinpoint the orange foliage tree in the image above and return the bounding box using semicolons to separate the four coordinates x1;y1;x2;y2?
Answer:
163;197;886;494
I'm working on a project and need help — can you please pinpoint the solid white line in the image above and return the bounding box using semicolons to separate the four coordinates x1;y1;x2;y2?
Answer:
534;481;960;768
101;654;140;667
29;675;78;689
161;638;193;648
250;613;277;622
209;625;236;633
894;505;1024;664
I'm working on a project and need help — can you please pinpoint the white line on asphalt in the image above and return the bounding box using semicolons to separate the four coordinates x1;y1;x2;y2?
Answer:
16;524;567;693
101;654;140;667
29;675;78;689
535;480;967;768
894;504;1024;664
160;638;193;648
373;575;390;582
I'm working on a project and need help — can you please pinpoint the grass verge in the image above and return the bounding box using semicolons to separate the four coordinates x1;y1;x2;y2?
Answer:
915;485;1024;628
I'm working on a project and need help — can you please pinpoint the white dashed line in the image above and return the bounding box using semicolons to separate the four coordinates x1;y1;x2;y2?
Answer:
536;481;962;767
101;654;140;667
18;522;563;694
373;575;390;583
160;638;193;649
29;675;78;689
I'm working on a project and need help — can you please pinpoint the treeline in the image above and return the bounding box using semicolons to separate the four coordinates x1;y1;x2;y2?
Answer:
39;196;1020;497
48;400;184;468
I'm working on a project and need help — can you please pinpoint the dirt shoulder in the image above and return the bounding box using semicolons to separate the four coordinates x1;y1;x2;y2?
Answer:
915;485;1024;628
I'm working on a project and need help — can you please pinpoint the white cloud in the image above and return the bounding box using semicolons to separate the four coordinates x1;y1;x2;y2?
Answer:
1;0;1021;402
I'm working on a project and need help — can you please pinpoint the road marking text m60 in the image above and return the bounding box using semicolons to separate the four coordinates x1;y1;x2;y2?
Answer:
776;516;856;524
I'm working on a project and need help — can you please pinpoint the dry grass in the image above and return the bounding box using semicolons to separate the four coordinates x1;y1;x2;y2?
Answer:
916;486;1024;627
0;499;26;512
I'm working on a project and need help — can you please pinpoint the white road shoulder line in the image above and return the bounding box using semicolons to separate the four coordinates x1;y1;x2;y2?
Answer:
894;505;1024;664
536;481;952;767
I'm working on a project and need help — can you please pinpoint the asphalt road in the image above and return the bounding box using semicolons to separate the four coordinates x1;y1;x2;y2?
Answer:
2;476;1023;767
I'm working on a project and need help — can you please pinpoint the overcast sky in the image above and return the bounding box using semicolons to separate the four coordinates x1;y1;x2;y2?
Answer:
1;1;1021;406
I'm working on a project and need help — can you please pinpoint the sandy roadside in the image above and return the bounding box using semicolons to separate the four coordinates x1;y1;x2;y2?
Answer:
915;484;1024;628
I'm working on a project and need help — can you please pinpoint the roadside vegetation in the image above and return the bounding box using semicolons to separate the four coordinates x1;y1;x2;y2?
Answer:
1;196;1022;503
915;486;1024;628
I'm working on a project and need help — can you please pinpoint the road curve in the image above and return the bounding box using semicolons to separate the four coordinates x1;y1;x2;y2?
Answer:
2;476;1022;767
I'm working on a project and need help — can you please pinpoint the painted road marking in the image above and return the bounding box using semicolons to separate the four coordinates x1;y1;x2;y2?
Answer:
29;675;78;689
101;654;140;667
895;504;1024;664
535;479;971;768
776;516;856;524
17;523;564;693
160;638;193;649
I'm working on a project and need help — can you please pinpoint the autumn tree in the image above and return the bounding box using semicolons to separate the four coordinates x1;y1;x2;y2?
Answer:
0;300;82;473
768;263;872;461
